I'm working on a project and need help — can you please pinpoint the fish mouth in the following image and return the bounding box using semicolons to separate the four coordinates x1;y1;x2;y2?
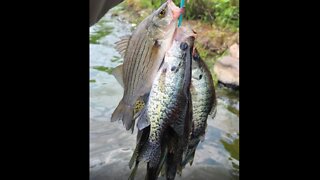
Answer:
168;0;184;20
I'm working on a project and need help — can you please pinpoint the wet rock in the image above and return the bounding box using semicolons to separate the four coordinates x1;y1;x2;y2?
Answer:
214;56;239;86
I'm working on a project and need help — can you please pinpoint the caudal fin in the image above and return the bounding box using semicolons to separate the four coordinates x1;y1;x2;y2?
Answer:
128;161;139;180
111;99;134;130
144;141;166;180
181;145;198;167
139;140;161;169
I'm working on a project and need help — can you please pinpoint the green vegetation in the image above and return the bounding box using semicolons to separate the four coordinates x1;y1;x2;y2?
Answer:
90;79;96;83
220;133;239;178
178;0;239;30
217;86;239;100
90;19;114;44
227;105;239;117
92;66;114;74
111;56;122;62
119;0;239;99
126;0;239;30
221;137;239;161
214;0;239;30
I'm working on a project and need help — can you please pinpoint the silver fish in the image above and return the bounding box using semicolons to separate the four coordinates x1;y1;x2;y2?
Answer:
111;0;184;130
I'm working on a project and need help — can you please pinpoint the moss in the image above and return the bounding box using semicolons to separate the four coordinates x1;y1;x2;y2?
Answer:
227;105;239;117
111;56;122;62
90;79;96;83
232;162;239;169
231;161;239;180
90;27;113;44
221;134;240;172
217;86;239;100
90;19;113;44
211;71;219;88
92;66;114;75
220;137;239;161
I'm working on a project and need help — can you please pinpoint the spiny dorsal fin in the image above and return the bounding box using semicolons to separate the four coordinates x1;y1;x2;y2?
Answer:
115;35;131;57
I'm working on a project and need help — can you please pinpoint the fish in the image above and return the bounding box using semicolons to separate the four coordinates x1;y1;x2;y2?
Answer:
128;126;150;180
161;27;196;180
163;97;192;180
182;48;217;167
129;119;189;180
128;27;196;180
136;27;196;180
128;126;169;180
111;0;184;131
112;65;148;133
141;100;192;180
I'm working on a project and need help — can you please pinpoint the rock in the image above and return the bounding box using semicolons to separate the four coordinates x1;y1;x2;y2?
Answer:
229;43;239;59
199;36;221;53
214;56;239;86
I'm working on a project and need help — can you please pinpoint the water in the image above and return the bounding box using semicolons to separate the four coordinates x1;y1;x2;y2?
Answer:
90;7;239;180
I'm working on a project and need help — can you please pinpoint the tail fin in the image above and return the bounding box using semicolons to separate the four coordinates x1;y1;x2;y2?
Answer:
139;141;161;168
165;152;178;180
129;127;150;168
128;161;139;180
145;162;158;180
145;144;166;180
182;147;197;167
111;98;134;130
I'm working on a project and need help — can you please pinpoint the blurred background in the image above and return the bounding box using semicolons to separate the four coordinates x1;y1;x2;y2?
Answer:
90;0;239;179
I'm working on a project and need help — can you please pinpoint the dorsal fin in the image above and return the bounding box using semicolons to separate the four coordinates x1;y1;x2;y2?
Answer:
115;35;131;57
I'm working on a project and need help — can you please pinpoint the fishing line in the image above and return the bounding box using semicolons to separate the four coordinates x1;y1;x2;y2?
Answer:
178;0;185;27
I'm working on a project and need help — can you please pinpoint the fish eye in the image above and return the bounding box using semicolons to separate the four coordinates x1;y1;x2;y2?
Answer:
180;42;188;50
158;9;166;18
